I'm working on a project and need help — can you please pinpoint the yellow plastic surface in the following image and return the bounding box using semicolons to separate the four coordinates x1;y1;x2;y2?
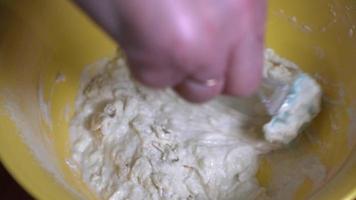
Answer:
0;0;355;200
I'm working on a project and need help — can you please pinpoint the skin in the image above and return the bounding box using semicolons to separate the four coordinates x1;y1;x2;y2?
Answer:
75;0;267;102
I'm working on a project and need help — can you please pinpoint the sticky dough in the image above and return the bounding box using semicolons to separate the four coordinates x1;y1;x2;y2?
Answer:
68;49;321;200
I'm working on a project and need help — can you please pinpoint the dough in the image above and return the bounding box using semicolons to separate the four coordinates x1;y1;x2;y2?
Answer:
68;50;321;200
262;49;321;144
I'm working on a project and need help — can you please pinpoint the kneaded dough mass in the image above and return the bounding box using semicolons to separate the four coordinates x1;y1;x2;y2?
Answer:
69;50;320;200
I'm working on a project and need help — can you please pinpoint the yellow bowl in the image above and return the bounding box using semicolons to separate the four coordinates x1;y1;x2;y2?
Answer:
0;0;355;199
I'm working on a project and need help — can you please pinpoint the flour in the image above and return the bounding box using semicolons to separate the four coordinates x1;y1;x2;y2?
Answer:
69;50;321;200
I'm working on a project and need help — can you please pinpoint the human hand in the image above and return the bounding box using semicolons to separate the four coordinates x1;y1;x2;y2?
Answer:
75;0;267;102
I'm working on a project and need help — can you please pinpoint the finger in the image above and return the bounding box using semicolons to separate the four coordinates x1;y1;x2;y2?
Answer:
126;50;186;88
224;36;263;96
224;0;265;96
174;77;224;103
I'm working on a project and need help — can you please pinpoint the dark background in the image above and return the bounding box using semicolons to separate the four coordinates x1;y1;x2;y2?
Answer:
0;163;33;199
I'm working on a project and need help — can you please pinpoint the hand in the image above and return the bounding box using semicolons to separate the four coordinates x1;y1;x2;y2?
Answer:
75;0;267;102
